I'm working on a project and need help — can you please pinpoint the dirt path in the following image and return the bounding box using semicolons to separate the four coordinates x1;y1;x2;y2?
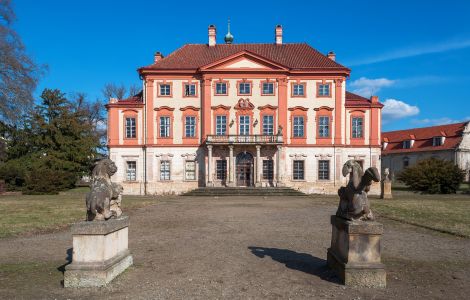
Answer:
1;196;469;299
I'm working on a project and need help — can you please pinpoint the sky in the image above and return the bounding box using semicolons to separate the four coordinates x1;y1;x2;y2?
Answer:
11;0;470;131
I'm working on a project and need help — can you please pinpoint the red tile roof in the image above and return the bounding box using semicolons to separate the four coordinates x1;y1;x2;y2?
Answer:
382;122;468;154
345;91;384;108
139;43;350;72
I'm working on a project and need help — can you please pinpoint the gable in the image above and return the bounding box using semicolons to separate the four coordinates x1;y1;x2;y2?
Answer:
199;51;289;71
218;57;271;69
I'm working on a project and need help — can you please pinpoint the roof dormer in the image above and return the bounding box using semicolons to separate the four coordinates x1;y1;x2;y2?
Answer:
382;137;389;150
403;135;415;149
432;136;445;146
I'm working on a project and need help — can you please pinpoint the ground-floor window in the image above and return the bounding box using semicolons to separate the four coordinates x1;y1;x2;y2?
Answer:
293;160;305;180
160;160;171;181
126;161;136;181
216;160;227;181
318;160;330;180
263;159;274;180
185;160;196;180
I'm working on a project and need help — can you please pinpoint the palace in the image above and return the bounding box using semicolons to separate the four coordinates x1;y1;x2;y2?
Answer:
106;24;383;195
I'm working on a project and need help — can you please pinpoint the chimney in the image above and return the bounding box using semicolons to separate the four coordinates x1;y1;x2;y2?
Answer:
208;25;216;46
327;51;336;61
370;95;379;103
154;51;163;63
275;25;282;45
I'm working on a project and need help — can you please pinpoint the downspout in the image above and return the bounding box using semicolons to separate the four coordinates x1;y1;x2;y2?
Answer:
141;75;147;195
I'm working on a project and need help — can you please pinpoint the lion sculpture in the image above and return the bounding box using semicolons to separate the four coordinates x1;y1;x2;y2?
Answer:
337;160;380;221
86;159;124;221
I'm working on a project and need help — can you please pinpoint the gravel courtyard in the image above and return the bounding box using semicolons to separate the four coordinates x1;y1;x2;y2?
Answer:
1;196;469;299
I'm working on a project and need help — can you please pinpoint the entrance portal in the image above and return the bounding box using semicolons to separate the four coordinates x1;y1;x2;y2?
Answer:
236;152;254;187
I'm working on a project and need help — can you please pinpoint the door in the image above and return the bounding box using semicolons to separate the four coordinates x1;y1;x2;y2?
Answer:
236;152;253;186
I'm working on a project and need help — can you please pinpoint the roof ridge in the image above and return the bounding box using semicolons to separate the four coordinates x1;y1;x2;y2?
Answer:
383;121;468;134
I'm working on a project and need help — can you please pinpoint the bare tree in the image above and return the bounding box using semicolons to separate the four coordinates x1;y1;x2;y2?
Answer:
0;0;43;125
102;83;127;100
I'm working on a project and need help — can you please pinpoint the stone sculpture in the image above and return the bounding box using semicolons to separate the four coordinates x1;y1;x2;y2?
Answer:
380;168;392;199
86;159;124;221
336;160;380;221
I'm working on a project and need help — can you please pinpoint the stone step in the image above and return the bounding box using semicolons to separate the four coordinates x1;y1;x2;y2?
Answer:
182;187;307;197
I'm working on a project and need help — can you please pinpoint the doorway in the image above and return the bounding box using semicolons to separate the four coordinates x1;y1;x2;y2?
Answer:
236;152;254;187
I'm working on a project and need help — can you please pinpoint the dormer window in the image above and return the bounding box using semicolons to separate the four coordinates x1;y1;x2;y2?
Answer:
432;136;444;146
403;140;412;149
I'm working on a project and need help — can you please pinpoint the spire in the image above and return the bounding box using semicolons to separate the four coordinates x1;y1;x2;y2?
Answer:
224;17;234;44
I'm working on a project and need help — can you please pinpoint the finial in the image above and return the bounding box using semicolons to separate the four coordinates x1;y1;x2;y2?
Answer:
224;17;234;44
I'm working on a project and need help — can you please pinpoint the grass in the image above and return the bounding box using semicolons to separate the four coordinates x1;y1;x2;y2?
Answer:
0;187;159;238
371;190;470;237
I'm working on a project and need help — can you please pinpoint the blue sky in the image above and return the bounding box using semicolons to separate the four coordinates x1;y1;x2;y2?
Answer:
12;0;470;131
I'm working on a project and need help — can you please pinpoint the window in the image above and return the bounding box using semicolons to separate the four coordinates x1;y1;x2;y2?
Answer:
352;117;363;138
216;160;227;181
293;160;305;180
403;140;411;149
126;161;136;181
292;83;305;96
403;157;410;168
433;136;443;146
159;84;171;96
318;84;330;97
318;160;330;180
215;82;227;95
239;115;250;135
185;116;196;138
262;82;274;95
160;160;170;181
159;116;171;137
263;160;274;180
125;117;136;138
263;115;274;135
216;115;227;135
238;82;251;95
184;83;196;96
185;160;196;180
293;116;305;138
318;116;329;137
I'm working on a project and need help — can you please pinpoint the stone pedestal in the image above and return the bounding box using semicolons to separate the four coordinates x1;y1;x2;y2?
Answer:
380;180;392;199
327;215;386;288
64;216;133;287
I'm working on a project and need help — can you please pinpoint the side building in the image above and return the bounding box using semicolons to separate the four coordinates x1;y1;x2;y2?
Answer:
106;25;384;195
382;121;470;182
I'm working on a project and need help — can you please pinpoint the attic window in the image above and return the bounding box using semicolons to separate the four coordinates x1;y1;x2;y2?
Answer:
403;140;412;149
432;136;443;146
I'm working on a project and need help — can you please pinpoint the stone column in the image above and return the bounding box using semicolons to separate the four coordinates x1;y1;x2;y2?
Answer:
207;145;213;186
276;145;283;187
228;145;234;187
256;145;262;187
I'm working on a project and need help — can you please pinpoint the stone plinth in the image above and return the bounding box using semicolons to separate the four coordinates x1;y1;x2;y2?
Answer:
380;181;392;199
64;216;133;287
327;215;386;288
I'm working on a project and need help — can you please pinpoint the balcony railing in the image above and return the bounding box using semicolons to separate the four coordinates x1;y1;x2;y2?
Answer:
206;134;283;145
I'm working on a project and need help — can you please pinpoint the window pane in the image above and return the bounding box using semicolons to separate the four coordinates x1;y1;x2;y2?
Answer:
160;116;171;137
185;84;196;96
239;115;250;135
293;160;304;180
293;84;304;96
352;117;363;138
216;160;227;180
318;160;330;180
216;83;227;95
160;84;171;96
160;161;170;180
126;161;136;181
293;116;304;137
263;83;274;95
239;83;251;95
319;116;329;137
216;115;227;135
263;115;274;135
263;160;274;180
185;161;196;180
125;117;136;138
185;116;196;137
319;84;330;96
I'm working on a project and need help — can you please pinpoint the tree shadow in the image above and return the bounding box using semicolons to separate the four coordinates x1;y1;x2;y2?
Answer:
248;246;339;283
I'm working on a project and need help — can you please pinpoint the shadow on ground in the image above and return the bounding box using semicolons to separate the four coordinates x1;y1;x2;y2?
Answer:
248;246;339;284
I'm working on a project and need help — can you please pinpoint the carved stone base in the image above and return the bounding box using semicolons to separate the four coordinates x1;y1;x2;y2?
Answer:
380;181;393;199
327;215;386;288
64;216;133;287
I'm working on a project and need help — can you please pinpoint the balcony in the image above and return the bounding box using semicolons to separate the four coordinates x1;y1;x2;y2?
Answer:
206;134;283;145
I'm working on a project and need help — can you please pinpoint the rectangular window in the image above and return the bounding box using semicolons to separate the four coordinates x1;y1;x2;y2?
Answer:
125;117;136;138
352;117;363;138
318;84;330;97
185;160;196;180
216;115;227;135
159;116;171;138
239;82;251;95
293;116;304;138
433;137;443;146
239;115;250;135
262;115;274;135
263;160;274;180
185;116;196;138
293;160;305;180
159;84;171;96
318;116;330;137
318;160;330;180
403;140;411;149
126;161;136;181
403;158;410;168
293;84;305;96
160;160;170;181
215;82;227;95
216;160;227;181
262;82;274;95
184;83;196;96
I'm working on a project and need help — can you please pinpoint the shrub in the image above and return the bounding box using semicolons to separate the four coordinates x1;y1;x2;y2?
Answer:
397;158;464;194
